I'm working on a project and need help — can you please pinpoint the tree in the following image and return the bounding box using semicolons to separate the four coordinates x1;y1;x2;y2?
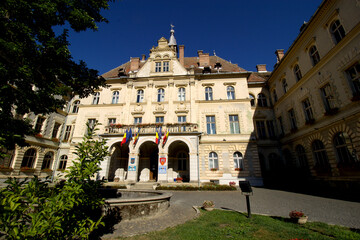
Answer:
0;122;109;239
0;0;112;150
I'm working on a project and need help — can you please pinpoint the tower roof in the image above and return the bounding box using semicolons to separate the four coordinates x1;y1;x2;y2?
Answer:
168;25;177;46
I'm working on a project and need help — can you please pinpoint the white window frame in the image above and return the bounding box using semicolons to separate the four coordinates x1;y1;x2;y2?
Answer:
157;88;165;102
208;152;219;170
178;87;186;101
229;115;240;134
92;92;100;105
137;90;144;103
205;87;213;101
206;116;216;134
227;86;235;100
112;91;119;104
233;152;244;170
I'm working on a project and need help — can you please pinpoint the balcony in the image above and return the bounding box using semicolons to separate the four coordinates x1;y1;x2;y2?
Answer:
104;123;198;134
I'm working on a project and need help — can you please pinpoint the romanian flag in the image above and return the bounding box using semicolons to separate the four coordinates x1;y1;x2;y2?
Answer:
133;128;140;146
121;129;127;147
155;131;160;144
126;128;132;143
162;130;169;147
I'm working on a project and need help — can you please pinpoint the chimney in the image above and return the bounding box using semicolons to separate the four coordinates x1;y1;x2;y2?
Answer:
275;49;284;63
256;64;267;73
198;50;209;67
130;57;140;71
179;45;185;66
141;54;146;62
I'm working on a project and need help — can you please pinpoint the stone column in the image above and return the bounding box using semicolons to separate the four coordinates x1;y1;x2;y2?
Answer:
127;153;139;182
189;153;198;182
157;152;168;182
98;156;111;180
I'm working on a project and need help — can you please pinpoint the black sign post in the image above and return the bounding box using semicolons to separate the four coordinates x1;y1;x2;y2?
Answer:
239;181;253;218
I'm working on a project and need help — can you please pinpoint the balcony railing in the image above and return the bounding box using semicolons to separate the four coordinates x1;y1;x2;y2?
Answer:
105;123;198;134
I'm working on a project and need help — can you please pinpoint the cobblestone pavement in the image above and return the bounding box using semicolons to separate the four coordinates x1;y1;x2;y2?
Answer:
101;187;360;239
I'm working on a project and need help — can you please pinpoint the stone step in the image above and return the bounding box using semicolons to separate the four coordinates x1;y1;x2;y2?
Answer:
130;182;159;190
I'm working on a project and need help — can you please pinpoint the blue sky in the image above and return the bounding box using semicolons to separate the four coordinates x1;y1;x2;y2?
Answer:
66;0;323;75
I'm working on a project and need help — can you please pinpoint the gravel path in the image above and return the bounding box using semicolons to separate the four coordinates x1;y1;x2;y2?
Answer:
101;187;360;239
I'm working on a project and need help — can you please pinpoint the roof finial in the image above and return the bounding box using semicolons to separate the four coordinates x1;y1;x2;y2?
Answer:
213;50;216;56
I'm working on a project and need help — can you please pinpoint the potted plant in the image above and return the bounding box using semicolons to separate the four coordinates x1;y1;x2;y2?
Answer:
289;210;308;224
20;167;36;173
176;177;183;183
210;168;218;171
0;165;13;172
202;200;215;211
35;133;43;138
229;181;236;187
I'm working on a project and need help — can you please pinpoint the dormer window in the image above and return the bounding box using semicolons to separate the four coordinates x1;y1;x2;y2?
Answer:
163;61;169;72
155;62;161;72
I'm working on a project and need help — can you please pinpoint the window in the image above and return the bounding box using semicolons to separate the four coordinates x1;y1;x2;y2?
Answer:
312;140;330;170
333;132;356;166
72;100;80;113
21;148;36;168
134;117;142;125
309;45;320;66
293;64;302;81
137;90;144;103
205;87;213;101
249;94;255;107
288;108;297;130
52;122;61;139
208;152;218;170
155;62;161;72
277;116;284;135
0;149;14;168
34;116;45;133
206;116;216;134
163;61;169;72
178;116;186;131
295;145;308;168
256;121;266;139
272;89;278;103
330;19;345;44
229;115;240;134
92;92;100;105
58;155;67;170
157;88;165;102
178;87;186;101
282;79;288;94
268;153;282;171
108;118;116;125
233;152;244;170
112;91;119;104
345;63;360;97
266;120;276;138
227;86;235;100
156;116;164;124
41;152;53;170
257;93;267;107
302;98;314;123
320;83;337;111
88;119;96;130
63;125;72;141
177;152;187;171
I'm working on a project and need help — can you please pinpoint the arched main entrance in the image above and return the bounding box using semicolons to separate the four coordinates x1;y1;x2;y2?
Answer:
108;142;129;181
168;140;190;182
138;141;159;181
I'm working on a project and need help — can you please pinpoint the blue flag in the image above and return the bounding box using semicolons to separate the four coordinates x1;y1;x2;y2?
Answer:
125;129;129;143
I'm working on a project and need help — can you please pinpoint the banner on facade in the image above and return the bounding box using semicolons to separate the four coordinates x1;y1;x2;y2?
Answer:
130;158;135;164
128;166;136;171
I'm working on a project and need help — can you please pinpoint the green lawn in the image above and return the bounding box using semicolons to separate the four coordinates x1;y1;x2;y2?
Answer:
116;210;360;240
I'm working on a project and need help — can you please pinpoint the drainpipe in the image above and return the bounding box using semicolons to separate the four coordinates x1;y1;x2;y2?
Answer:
197;133;200;187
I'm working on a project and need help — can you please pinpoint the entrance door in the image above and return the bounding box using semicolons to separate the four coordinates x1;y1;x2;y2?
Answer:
150;149;158;181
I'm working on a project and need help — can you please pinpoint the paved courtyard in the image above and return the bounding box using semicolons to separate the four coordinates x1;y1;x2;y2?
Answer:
102;187;360;238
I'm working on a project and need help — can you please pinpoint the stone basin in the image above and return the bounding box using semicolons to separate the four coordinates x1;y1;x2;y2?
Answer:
103;189;172;220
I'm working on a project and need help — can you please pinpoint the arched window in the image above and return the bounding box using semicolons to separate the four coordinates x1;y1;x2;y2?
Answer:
295;145;308;168
92;92;100;105
330;19;345;44
293;64;302;82
233;152;244;170
333;132;355;166
309;45;320;66
41;152;53;170
283;149;293;168
72;100;80;113
137;90;144;103
21;148;37;168
227;86;235;100
178;87;186;101
257;93;267;107
177;152;187;171
157;88;165;102
312;140;330;170
0;149;14;168
249;94;255;107
205;87;213;101
282;79;288;93
208;152;218;170
272;89;278;103
112;91;119;104
58;155;68;170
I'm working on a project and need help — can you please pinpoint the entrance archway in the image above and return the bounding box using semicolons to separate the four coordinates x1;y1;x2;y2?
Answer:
168;140;190;182
108;142;129;181
138;141;159;181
